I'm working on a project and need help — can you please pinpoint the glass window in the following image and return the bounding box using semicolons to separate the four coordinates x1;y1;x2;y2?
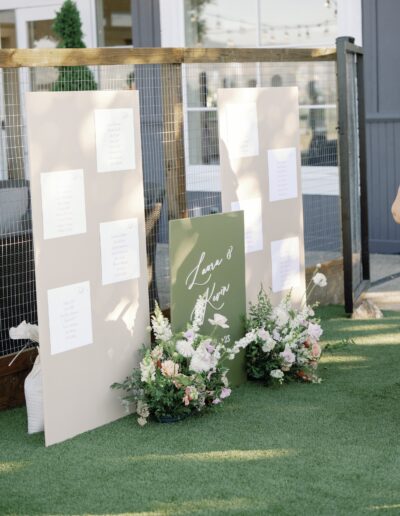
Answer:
27;20;59;90
259;0;337;47
185;0;258;47
186;63;257;108
97;0;132;47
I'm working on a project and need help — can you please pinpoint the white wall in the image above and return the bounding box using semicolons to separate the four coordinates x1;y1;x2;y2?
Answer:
159;0;185;47
337;0;363;45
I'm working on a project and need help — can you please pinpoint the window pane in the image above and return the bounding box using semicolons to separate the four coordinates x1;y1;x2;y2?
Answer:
260;0;337;47
188;111;219;165
98;0;132;47
184;0;258;47
260;62;337;105
28;20;59;90
300;107;337;165
186;63;257;108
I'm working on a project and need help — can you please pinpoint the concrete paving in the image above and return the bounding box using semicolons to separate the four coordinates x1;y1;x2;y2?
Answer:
362;253;400;310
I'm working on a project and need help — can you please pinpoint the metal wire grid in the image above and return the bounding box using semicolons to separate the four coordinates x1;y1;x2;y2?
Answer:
0;59;341;356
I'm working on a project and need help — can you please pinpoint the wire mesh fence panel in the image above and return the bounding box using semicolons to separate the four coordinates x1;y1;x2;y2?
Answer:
0;51;343;357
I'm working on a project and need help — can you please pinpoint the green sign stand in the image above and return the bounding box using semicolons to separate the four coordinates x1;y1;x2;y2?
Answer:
170;212;246;385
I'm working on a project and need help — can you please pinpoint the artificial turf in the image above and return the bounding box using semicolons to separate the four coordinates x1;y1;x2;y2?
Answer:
1;305;400;515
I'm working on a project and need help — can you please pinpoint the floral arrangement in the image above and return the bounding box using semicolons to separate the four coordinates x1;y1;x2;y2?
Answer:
238;267;327;385
111;298;240;426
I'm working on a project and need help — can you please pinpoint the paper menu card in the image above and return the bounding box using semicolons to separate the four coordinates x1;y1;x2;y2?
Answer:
94;108;136;173
224;102;259;159
271;237;301;293
100;218;140;285
47;281;93;355
268;147;298;202
231;198;263;254
40;169;86;240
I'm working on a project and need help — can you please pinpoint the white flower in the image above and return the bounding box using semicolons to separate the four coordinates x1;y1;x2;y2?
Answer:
272;329;281;341
256;328;275;353
176;339;195;358
279;344;296;367
312;272;327;288
191;295;207;332
307;322;323;342
150;345;163;361
208;313;229;329
262;339;275;353
140;356;156;383
137;417;147;426
270;369;284;379
273;306;289;327
233;330;256;352
9;321;39;343
190;343;218;373
151;303;173;342
161;360;179;377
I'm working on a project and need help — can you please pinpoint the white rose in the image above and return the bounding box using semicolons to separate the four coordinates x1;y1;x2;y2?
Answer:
270;369;284;379
190;343;217;373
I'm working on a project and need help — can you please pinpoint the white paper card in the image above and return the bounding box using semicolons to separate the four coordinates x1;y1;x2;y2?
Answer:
271;237;301;293
225;102;259;158
94;108;136;173
268;147;298;202
48;281;93;355
40;169;86;240
100;218;140;285
231;198;263;254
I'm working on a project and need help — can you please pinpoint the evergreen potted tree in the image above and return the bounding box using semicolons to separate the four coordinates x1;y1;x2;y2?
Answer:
52;0;97;91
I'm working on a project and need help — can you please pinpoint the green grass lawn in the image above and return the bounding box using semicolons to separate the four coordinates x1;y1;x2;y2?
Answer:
1;306;400;516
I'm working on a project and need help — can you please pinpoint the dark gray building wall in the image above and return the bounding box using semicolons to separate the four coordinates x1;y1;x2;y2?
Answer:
131;0;169;242
363;0;400;253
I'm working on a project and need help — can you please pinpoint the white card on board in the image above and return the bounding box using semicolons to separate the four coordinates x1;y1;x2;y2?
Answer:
100;218;140;285
40;169;87;240
231;198;263;254
94;108;136;173
268;147;298;202
225;102;259;158
271;237;301;293
47;281;93;355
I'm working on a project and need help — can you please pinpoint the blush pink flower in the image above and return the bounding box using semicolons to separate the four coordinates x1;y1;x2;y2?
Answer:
312;342;321;359
220;387;231;399
161;360;179;377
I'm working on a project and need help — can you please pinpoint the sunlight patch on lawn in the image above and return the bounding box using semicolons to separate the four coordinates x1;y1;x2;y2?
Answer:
355;334;400;346
321;355;368;364
0;461;27;474
123;448;294;463
155;496;265;514
368;503;400;510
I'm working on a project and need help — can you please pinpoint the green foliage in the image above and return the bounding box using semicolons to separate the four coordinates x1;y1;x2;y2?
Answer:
52;0;97;91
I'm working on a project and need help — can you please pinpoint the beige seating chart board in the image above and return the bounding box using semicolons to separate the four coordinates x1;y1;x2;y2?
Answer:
218;87;306;307
26;91;149;446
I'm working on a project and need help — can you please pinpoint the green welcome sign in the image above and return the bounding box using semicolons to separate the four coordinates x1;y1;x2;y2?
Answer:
169;212;246;384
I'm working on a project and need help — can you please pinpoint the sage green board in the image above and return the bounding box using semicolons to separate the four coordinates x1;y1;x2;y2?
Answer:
169;212;246;385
